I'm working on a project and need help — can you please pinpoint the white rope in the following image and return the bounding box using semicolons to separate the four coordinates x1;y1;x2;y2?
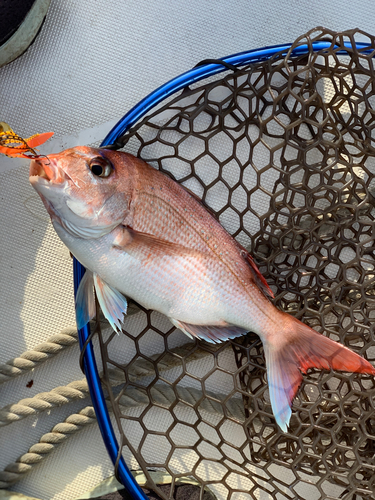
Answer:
0;327;78;385
0;341;225;428
0;405;97;488
0;379;90;427
0;314;128;386
0;316;237;489
0;383;244;488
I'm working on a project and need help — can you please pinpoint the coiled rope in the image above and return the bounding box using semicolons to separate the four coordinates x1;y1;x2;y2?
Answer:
0;340;226;427
0;327;78;385
0;336;240;488
0;384;244;488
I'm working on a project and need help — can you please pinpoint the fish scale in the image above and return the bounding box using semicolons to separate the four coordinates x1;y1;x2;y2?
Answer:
129;182;273;327
131;169;259;291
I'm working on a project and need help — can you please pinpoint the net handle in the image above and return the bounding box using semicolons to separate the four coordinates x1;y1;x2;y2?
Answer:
74;40;374;500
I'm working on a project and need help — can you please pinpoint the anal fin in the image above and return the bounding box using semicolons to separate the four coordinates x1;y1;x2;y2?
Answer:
170;318;248;344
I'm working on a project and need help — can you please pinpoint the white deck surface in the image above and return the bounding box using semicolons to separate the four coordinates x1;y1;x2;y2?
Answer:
0;1;373;499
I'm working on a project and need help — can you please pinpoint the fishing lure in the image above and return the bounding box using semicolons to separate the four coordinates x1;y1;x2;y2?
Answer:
0;122;53;159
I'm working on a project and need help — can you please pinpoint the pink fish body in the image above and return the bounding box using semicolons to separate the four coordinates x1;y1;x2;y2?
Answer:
29;147;375;432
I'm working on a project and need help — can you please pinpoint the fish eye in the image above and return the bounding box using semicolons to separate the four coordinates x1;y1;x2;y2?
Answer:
88;157;113;178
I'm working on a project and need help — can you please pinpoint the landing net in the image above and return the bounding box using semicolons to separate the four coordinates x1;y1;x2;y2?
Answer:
95;28;375;500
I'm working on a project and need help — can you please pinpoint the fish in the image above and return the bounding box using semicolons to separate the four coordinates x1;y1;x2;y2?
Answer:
27;146;375;432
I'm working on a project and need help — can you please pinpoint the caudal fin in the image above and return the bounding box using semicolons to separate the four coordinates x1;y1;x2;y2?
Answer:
263;315;375;432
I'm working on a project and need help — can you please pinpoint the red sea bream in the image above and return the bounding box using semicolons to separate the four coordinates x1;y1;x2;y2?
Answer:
28;146;375;432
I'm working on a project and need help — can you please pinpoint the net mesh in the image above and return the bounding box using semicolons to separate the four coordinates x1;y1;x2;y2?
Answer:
96;28;375;500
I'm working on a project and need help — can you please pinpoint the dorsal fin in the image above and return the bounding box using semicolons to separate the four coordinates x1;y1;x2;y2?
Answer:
236;242;274;299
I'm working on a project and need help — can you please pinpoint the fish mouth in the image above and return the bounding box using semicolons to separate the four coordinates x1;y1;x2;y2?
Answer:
29;157;66;185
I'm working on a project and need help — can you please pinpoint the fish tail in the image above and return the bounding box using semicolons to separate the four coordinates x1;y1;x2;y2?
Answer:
263;313;375;433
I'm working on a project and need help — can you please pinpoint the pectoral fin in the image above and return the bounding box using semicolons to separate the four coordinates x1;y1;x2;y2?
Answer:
113;226;193;256
93;273;128;333
75;270;96;330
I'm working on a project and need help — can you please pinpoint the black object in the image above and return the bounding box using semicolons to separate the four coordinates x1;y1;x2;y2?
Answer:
0;0;51;68
0;0;36;46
